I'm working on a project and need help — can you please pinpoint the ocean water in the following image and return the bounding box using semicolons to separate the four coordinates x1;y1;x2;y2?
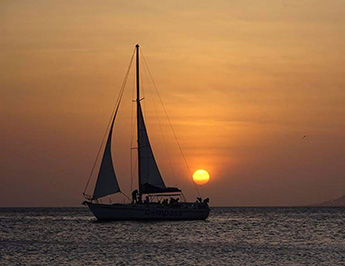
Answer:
0;207;344;265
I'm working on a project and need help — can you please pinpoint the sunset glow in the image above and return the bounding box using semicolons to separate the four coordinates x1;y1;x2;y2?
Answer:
193;170;210;185
1;1;344;207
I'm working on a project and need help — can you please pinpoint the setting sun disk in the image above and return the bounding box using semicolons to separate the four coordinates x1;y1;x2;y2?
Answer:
193;169;210;185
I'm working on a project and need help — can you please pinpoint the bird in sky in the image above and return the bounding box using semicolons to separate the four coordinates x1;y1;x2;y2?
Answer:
302;135;308;140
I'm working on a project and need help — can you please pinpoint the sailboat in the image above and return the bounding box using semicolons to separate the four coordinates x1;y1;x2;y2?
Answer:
82;44;210;221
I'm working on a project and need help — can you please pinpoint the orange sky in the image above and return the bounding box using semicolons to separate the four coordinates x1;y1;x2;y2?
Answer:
1;0;344;206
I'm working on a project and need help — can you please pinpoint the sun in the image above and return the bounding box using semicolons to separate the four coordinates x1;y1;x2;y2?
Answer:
193;169;210;185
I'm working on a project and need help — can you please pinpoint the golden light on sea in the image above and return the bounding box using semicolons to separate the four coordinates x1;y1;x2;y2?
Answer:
192;169;210;185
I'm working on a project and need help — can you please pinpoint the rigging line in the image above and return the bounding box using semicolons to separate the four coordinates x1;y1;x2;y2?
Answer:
83;48;135;195
140;54;146;118
130;150;133;193
84;52;133;194
132;156;138;191
140;51;177;186
140;49;201;198
130;64;136;193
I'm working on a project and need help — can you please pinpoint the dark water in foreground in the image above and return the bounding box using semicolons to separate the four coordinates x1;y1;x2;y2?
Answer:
0;207;344;265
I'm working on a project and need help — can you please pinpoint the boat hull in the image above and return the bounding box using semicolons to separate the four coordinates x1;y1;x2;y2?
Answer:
85;202;210;221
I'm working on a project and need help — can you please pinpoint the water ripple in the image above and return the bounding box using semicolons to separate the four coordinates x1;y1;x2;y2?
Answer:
0;207;344;265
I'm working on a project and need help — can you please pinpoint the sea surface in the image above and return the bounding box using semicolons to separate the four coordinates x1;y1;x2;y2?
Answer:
0;207;344;265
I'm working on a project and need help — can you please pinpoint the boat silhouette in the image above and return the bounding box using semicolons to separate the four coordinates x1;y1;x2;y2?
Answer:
82;44;210;220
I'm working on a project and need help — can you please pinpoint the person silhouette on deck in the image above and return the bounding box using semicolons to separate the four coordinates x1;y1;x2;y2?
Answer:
137;193;142;204
132;189;138;203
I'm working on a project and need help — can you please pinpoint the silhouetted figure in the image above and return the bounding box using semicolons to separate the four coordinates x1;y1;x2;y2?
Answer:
170;198;177;205
132;189;138;203
203;198;209;204
144;196;149;204
137;194;142;204
197;197;202;203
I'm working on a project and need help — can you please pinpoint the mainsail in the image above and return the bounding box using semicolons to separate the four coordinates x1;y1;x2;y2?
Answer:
92;116;120;199
87;44;179;201
138;104;180;194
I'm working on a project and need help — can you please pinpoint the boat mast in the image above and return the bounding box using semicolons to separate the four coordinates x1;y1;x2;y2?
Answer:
136;44;142;198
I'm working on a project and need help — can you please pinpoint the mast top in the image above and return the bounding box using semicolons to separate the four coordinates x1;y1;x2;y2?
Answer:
136;44;139;48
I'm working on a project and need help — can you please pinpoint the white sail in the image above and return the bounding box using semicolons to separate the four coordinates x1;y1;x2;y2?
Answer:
92;117;120;199
138;105;167;192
